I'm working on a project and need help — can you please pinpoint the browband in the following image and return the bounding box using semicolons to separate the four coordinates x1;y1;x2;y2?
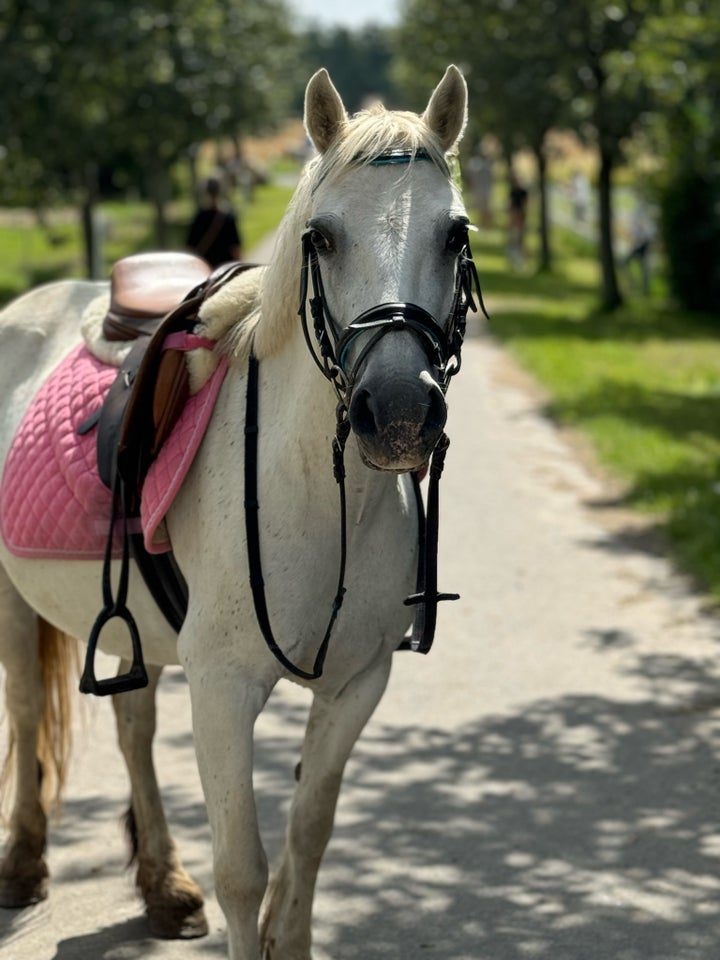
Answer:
366;148;433;165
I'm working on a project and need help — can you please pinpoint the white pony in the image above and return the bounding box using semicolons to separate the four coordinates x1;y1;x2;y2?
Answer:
0;66;473;959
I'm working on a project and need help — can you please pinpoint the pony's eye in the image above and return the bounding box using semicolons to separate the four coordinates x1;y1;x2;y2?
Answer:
446;223;469;255
309;228;332;252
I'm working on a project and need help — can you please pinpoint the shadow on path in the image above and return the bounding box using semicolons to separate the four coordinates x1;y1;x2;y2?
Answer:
313;664;720;959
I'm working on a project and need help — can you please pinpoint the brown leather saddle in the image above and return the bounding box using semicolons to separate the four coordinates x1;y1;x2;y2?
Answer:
103;251;212;340
79;251;255;696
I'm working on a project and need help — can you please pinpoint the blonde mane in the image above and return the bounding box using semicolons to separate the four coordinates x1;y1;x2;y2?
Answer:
212;102;454;367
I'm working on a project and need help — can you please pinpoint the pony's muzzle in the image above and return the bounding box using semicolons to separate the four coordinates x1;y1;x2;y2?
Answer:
348;373;447;471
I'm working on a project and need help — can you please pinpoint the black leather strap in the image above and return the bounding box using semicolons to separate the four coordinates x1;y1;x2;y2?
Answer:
400;433;459;654
80;476;149;696
244;354;349;680
244;352;456;674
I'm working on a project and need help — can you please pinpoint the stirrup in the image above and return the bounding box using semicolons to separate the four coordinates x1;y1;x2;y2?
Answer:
80;476;149;696
79;606;148;696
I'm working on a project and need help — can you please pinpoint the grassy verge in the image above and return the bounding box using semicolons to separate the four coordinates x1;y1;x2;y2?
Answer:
475;221;720;602
0;174;297;307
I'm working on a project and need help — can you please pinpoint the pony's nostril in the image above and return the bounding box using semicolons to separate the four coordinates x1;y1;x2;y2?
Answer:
349;389;376;437
421;385;447;439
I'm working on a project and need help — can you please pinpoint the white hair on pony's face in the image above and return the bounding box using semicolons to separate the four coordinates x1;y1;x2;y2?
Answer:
244;102;455;363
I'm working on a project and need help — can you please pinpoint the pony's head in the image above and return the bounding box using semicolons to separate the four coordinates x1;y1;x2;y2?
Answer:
262;66;477;473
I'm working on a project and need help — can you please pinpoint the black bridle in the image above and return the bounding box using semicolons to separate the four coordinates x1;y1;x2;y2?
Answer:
298;225;487;405
245;158;489;680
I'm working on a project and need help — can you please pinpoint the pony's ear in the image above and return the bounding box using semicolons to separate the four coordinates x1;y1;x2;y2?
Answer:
422;65;468;153
304;69;348;154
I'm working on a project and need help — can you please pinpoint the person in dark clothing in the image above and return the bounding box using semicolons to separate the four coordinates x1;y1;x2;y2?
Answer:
186;176;242;267
507;169;528;269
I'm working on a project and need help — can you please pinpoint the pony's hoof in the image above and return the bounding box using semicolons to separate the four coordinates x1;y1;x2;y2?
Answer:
140;866;208;939
146;899;209;939
0;872;48;908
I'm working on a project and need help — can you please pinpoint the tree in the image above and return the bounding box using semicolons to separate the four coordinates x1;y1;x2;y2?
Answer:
555;1;655;310
394;0;661;310
395;0;587;274
631;4;720;312
0;0;296;274
296;25;399;114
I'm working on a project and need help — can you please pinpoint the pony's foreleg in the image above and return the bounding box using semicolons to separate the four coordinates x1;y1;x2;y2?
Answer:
184;654;273;960
112;661;207;938
260;655;393;960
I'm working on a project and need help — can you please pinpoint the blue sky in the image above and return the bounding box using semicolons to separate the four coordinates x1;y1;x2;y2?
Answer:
288;0;399;29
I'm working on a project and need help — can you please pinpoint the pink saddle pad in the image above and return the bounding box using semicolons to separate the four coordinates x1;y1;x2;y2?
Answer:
0;343;227;560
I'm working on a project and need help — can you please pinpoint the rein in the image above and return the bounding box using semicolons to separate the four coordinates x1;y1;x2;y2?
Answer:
244;354;350;680
245;161;488;678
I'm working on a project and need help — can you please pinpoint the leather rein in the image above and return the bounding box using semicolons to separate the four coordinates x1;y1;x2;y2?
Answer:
245;173;487;680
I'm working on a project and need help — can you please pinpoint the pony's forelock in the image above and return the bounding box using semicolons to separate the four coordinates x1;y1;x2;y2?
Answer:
317;106;451;186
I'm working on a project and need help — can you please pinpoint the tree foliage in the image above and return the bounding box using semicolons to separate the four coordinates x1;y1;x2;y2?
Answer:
296;25;399;114
0;0;297;206
0;0;298;275
632;4;720;312
393;0;689;310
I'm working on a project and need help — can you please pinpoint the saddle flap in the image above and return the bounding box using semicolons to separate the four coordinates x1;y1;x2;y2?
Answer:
102;300;199;501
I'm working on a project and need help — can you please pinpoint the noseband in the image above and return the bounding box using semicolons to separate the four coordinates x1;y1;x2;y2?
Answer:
245;151;489;681
298;226;487;406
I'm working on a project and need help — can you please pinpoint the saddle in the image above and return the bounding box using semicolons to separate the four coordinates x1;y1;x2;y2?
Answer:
103;251;212;340
80;251;255;697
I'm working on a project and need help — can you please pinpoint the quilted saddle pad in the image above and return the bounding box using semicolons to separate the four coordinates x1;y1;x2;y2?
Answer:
0;343;227;560
0;345;117;559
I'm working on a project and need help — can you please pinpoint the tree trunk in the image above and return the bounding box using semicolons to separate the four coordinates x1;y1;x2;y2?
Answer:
598;146;623;311
80;163;101;279
187;145;200;204
154;197;168;249
533;142;552;273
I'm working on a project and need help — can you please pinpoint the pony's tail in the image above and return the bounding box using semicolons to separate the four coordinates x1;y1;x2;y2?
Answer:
0;617;81;818
37;618;81;812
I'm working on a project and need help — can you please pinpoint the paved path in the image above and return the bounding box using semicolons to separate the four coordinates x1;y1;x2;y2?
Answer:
2;309;720;959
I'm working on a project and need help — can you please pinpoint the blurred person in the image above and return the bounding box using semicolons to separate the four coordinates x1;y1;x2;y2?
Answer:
624;198;655;295
466;144;494;227
507;168;528;270
186;175;243;267
570;169;591;226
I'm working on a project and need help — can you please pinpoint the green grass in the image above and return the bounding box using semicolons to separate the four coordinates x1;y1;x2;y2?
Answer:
474;221;720;602
0;173;298;307
238;178;296;251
